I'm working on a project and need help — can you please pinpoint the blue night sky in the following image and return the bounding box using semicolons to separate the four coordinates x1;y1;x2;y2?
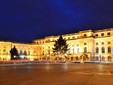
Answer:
0;0;113;42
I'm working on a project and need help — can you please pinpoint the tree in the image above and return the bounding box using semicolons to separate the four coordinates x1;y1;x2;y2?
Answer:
53;36;69;58
10;46;19;60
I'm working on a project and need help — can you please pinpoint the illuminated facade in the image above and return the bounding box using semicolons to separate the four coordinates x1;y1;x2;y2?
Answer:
33;28;113;62
0;41;39;61
0;28;113;61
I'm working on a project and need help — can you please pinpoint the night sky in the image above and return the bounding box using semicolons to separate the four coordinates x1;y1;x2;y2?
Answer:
0;0;113;43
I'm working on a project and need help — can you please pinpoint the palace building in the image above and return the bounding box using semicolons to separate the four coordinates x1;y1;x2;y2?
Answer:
0;28;113;61
33;28;113;62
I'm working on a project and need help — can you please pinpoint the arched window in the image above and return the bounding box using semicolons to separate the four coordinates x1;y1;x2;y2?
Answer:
101;47;105;53
108;46;111;53
84;47;87;53
96;42;98;45
96;47;99;54
28;51;30;55
24;51;27;55
84;43;87;45
20;50;23;55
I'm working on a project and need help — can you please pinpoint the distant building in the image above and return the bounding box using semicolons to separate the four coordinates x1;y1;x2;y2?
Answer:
0;28;113;61
0;41;39;61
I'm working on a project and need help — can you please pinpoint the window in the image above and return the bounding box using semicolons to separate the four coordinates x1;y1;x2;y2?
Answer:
102;42;104;45
77;44;79;46
84;43;87;45
96;47;99;54
48;49;50;54
24;51;27;55
3;49;6;52
108;41;111;44
108;46;111;53
72;37;75;39
96;42;98;45
42;51;44;55
37;42;38;44
107;32;111;36
84;34;86;36
84;47;87;53
101;33;104;36
28;51;30;55
101;47;105;53
95;34;98;36
48;39;50;42
68;37;70;40
20;50;23;55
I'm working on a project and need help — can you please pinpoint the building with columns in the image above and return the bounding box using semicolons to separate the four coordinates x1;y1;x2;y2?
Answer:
0;28;113;61
0;41;40;61
33;28;113;62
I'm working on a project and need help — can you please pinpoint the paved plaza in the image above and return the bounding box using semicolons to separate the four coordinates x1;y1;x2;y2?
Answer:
0;63;113;85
